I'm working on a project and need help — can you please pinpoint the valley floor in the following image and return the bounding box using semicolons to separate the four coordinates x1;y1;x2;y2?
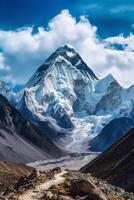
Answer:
27;153;98;171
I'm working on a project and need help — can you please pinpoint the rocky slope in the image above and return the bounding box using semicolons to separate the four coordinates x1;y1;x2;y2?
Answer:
0;161;35;196
81;128;134;192
0;94;64;163
2;167;134;200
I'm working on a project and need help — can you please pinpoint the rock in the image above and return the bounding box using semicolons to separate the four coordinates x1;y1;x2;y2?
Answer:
59;189;68;195
75;195;88;200
85;193;104;200
42;191;54;200
57;195;72;200
64;181;71;188
71;179;95;194
14;169;38;191
51;167;62;174
14;176;28;190
27;169;38;180
52;194;59;200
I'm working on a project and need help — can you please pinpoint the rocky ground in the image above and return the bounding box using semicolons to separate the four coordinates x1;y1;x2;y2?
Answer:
0;161;34;197
1;166;134;200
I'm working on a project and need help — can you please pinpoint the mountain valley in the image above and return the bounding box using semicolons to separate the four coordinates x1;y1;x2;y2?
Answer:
0;46;134;199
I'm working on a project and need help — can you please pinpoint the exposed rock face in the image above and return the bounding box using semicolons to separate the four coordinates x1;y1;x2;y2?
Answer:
0;94;65;163
81;128;134;192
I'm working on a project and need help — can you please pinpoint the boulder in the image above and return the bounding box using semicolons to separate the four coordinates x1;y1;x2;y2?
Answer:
71;179;95;194
27;169;38;180
51;167;62;174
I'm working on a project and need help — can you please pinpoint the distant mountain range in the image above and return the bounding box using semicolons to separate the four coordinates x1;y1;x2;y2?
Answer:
0;45;134;154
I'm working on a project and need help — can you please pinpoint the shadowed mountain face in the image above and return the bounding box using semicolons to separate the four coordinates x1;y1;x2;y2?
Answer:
81;128;134;192
0;94;65;163
89;117;134;152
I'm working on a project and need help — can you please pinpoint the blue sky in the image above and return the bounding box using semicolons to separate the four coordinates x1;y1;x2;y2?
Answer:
1;0;134;37
0;0;134;89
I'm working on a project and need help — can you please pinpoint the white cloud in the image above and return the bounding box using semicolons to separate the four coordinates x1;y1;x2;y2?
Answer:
0;53;10;71
104;34;134;52
0;9;134;87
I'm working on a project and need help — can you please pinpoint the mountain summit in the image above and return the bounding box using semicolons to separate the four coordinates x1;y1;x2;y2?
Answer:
18;46;99;131
26;45;98;88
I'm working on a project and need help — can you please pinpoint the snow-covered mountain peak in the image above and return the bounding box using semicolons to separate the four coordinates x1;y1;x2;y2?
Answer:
100;73;117;85
45;45;77;63
104;73;116;82
26;45;98;89
95;73;120;94
16;46;134;153
52;45;98;80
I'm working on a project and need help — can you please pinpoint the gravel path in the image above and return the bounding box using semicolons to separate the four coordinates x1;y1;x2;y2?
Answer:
18;171;67;200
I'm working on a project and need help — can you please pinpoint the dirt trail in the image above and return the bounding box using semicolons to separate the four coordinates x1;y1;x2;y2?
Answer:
18;170;67;200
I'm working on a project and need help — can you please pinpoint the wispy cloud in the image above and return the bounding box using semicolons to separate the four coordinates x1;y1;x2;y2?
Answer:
84;4;100;10
75;3;101;14
110;5;134;13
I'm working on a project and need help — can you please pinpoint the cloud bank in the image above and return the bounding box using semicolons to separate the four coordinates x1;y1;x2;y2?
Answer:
0;9;133;87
